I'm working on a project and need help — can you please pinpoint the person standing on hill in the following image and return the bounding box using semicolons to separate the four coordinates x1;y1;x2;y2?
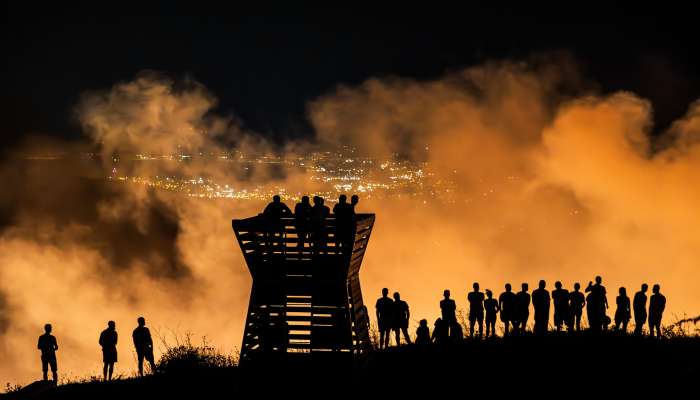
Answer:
37;323;58;383
375;288;394;349
569;283;585;332
133;317;157;376
499;283;516;336
392;292;412;346
467;282;485;338
585;276;608;332
515;283;531;334
531;280;551;336
415;319;431;346
484;290;500;338
551;281;570;332
648;284;666;338
440;290;457;337
99;321;118;381
633;284;649;336
614;287;631;333
431;318;448;345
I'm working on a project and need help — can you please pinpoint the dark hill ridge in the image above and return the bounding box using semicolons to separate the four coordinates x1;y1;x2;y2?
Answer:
5;334;699;399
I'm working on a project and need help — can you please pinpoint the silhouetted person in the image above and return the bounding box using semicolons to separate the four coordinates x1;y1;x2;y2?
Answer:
376;288;394;349
467;282;485;338
648;284;666;338
263;195;292;250
264;195;292;229
551;281;570;332
132;317;157;376
415;319;431;346
391;292;411;345
294;196;312;248
333;195;353;250
431;318;448;345
569;283;586;331
311;196;330;253
450;320;464;343
99;321;118;381
484;290;499;338
585;276;608;332
499;283;516;336
350;194;359;212
440;290;457;337
350;194;359;238
585;291;595;332
614;287;631;333
633;284;649;336
515;283;530;334
532;280;551;336
37;323;58;383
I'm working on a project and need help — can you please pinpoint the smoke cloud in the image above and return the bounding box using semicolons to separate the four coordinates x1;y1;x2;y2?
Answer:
2;59;699;386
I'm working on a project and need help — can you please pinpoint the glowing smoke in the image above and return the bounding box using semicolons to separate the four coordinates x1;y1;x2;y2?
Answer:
1;59;699;386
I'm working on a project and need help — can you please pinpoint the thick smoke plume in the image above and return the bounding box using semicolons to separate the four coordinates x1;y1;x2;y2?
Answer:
2;59;699;386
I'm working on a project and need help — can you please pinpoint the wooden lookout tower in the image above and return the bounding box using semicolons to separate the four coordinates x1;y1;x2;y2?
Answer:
232;213;375;363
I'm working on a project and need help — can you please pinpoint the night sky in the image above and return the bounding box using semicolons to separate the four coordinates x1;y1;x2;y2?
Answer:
4;2;700;149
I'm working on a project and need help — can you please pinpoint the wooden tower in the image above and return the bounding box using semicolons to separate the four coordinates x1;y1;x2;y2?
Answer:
232;213;375;363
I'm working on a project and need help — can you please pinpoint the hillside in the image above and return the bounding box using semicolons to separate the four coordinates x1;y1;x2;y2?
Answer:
5;333;699;398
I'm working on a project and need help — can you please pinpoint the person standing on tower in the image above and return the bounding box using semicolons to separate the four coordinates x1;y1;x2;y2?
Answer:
294;196;312;248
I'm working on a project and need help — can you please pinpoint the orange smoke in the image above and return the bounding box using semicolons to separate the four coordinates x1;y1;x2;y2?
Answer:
1;59;699;387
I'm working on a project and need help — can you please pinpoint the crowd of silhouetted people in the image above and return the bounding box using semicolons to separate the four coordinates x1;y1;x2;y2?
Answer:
262;194;360;252
36;317;156;384
376;276;667;348
34;198;672;384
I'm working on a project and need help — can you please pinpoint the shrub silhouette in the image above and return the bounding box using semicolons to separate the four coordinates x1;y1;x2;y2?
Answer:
156;334;236;375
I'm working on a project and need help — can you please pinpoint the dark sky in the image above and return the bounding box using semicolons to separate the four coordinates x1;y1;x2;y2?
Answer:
3;2;699;149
